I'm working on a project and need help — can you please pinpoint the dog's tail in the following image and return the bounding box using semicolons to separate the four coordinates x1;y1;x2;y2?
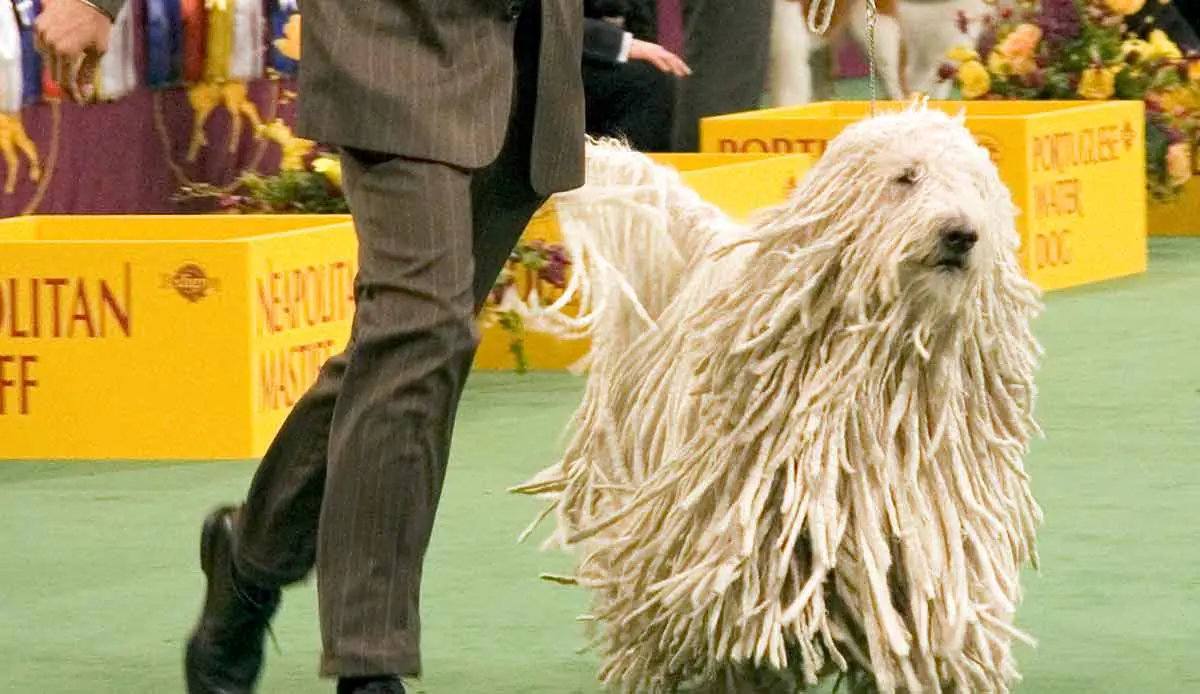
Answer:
521;137;735;370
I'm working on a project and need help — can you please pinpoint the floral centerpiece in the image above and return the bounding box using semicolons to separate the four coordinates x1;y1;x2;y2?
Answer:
483;238;573;374
177;136;349;214
941;0;1198;199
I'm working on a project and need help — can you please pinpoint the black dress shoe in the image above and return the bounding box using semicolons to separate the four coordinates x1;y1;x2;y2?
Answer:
337;678;407;694
184;506;282;694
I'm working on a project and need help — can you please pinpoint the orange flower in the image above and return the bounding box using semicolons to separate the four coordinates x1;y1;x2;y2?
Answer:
1188;60;1200;83
1001;23;1042;57
274;14;301;61
987;24;1042;77
1106;0;1146;15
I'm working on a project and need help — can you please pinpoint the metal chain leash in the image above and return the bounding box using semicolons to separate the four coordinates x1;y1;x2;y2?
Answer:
804;0;879;114
865;0;878;113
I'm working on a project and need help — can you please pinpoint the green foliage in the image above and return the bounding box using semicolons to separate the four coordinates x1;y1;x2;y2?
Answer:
230;170;348;214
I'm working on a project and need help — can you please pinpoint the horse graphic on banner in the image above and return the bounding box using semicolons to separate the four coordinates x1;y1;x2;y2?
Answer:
0;112;41;194
185;80;266;161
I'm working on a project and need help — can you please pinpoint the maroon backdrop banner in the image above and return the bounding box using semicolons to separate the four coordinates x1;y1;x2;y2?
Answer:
0;79;298;218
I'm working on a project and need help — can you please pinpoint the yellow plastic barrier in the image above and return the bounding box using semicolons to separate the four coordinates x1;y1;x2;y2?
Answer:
700;100;1148;292
1148;180;1200;236
0;154;816;459
0;214;355;460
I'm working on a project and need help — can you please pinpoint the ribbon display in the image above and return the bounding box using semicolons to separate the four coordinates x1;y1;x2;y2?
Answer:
1;0;22;113
268;0;298;75
97;3;140;101
13;0;42;105
146;0;184;88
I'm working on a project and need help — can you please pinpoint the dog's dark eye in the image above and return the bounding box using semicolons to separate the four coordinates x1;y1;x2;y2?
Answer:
895;167;919;185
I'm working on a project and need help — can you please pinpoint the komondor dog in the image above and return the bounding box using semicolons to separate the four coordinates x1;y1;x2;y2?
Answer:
512;103;1044;694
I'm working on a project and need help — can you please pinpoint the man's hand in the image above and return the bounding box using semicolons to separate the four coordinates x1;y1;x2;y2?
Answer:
34;0;114;103
629;39;691;77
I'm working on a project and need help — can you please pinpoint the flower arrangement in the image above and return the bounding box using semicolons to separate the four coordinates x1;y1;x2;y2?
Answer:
941;0;1199;199
177;144;348;214
484;239;573;373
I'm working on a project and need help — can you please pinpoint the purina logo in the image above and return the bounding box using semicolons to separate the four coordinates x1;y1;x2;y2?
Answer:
163;263;220;302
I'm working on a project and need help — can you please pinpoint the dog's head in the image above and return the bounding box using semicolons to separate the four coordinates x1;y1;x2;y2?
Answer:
778;104;1023;316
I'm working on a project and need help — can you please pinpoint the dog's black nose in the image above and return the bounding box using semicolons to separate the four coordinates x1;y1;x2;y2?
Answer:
941;228;978;256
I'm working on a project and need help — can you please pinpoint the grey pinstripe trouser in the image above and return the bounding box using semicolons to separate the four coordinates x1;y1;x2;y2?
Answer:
226;8;546;678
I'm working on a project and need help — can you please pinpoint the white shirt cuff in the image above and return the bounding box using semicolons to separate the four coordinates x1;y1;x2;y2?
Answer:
617;31;633;62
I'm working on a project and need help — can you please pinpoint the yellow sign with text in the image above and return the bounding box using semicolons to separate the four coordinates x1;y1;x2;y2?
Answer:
0;214;354;460
699;100;1147;291
0;154;819;459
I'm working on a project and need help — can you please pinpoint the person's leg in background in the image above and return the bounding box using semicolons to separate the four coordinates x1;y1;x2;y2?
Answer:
671;0;773;151
182;6;549;694
583;59;677;151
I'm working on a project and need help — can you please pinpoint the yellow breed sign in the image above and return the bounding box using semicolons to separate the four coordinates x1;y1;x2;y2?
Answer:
0;154;817;459
0;215;355;460
700;100;1147;291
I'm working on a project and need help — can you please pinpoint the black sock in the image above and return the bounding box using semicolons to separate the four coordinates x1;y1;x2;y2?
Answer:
337;676;401;694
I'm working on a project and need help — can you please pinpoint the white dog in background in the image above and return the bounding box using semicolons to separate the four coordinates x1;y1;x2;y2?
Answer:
770;0;991;106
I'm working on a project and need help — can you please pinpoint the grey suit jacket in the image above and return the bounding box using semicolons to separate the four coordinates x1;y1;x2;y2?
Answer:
91;0;586;196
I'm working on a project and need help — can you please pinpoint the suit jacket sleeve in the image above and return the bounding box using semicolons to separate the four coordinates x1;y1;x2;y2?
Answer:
583;17;632;64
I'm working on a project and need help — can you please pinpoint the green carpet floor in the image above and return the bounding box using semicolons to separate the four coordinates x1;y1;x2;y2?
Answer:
2;238;1198;693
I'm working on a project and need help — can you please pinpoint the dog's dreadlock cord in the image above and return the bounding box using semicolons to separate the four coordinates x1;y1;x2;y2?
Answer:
804;0;880;114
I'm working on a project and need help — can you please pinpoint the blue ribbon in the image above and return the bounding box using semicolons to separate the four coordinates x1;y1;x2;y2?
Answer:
269;0;299;76
14;0;43;104
145;0;183;88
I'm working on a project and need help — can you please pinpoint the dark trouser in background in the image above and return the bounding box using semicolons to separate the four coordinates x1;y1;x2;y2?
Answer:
583;59;677;152
226;8;547;680
671;0;773;152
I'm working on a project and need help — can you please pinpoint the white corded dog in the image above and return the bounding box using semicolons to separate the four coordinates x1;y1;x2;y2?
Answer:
514;102;1044;694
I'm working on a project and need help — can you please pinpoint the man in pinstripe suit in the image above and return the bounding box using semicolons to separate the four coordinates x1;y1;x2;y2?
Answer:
35;1;586;692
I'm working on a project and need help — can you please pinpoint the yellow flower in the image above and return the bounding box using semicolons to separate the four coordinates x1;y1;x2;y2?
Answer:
255;119;315;171
312;155;343;189
957;60;992;99
1166;142;1192;186
1163;85;1200;111
1188;60;1200;83
987;50;1004;74
1121;37;1151;62
1077;65;1117;99
1147;29;1181;60
1106;0;1147;15
274;14;301;61
945;45;978;63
